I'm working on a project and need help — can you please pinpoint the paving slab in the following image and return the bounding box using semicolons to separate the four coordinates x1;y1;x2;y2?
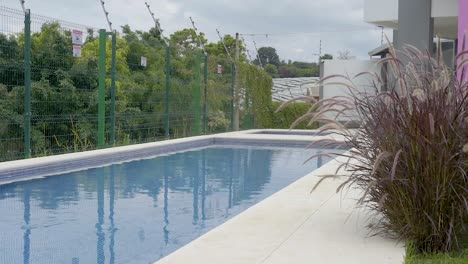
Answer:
156;153;405;264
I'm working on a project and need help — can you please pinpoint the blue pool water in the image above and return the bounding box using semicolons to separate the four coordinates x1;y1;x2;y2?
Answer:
0;146;338;264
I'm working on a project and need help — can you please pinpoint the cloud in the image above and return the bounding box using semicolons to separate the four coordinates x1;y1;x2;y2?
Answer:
1;0;392;61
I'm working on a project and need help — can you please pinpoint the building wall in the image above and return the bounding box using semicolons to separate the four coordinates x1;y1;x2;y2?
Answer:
396;0;434;51
321;59;381;122
364;0;458;29
363;0;398;25
432;0;458;17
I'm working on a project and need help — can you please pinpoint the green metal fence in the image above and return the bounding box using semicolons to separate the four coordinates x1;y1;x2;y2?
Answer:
0;6;236;162
27;11;101;158
0;7;25;161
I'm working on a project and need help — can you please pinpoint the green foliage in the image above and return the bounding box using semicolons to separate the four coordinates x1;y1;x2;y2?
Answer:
0;34;22;87
207;110;230;132
264;63;279;78
0;20;273;161
31;23;74;86
239;63;273;129
405;243;468;264
255;46;321;78
169;28;207;52
205;34;247;63
320;53;333;60
305;43;468;254
271;101;316;129
278;61;319;78
253;47;280;67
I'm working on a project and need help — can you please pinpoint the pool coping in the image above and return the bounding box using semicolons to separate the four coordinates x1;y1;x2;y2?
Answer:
0;129;343;185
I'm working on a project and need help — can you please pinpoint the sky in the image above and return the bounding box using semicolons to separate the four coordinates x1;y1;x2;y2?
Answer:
1;0;393;62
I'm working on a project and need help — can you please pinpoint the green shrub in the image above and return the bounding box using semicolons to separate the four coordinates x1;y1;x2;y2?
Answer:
272;101;317;129
299;42;468;254
239;64;273;129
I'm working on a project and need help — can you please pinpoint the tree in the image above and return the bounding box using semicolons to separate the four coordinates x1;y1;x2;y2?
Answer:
169;28;207;52
264;64;279;78
0;34;22;87
320;54;333;60
205;34;247;63
254;47;280;68
337;49;352;60
277;61;319;78
29;22;73;85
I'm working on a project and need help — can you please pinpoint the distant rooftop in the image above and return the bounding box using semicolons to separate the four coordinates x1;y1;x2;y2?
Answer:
272;77;319;102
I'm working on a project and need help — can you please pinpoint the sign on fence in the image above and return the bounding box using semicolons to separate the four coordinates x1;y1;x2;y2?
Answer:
71;30;83;45
73;45;82;57
217;64;222;74
141;56;147;67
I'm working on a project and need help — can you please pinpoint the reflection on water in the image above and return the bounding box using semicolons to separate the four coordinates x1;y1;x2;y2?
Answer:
0;146;339;264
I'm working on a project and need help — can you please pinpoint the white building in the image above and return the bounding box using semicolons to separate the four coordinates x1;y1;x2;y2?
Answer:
320;0;466;123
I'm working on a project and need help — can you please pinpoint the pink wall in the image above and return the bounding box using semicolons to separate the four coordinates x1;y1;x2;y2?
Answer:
459;0;468;81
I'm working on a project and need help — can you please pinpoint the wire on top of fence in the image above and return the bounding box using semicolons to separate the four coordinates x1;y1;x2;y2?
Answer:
0;5;239;162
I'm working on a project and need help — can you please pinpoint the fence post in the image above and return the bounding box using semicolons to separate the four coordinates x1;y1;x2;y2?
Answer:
203;54;208;134
109;30;117;146
194;52;201;136
230;63;235;131
23;9;32;159
165;46;170;139
97;29;107;149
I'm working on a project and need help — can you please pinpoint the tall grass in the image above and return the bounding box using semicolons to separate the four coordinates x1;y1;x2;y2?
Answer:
279;40;468;254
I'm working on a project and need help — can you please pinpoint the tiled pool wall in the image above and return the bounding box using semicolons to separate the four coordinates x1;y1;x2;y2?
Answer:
0;130;346;185
249;130;331;136
0;138;212;184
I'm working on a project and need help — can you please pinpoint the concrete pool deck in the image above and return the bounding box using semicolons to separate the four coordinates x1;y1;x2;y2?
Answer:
156;130;405;264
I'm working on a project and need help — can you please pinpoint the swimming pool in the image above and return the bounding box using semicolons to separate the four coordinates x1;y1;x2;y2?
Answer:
0;145;339;264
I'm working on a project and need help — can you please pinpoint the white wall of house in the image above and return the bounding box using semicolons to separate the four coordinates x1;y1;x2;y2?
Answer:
321;59;381;122
364;0;458;38
431;0;458;17
363;0;398;27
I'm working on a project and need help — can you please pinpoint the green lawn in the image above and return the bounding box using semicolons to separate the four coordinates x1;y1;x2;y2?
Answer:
405;246;468;264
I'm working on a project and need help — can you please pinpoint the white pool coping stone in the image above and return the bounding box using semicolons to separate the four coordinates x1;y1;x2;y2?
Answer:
155;130;405;264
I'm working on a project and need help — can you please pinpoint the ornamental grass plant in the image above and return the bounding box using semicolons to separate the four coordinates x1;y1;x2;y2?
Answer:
279;40;468;254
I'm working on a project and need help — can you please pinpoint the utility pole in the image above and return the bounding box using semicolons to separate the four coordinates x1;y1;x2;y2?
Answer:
318;40;322;77
234;33;240;131
319;40;322;63
312;40;322;78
